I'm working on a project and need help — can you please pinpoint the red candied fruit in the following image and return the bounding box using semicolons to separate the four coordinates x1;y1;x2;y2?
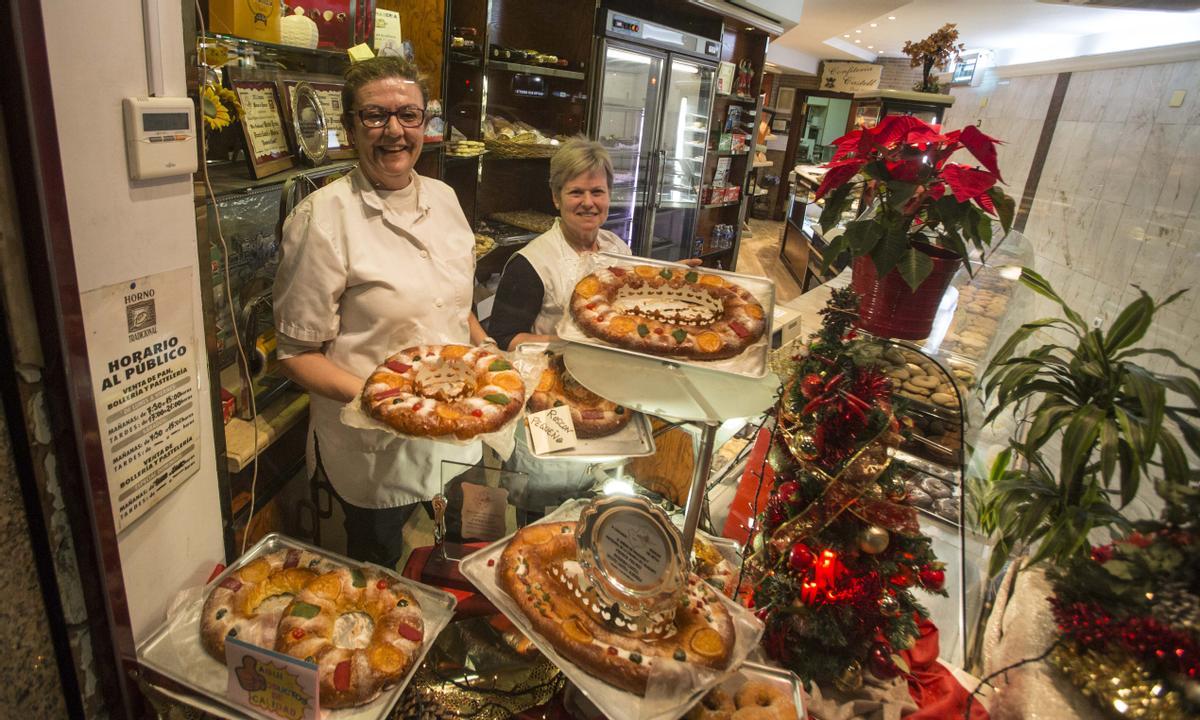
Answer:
471;409;483;417
376;579;389;590
291;628;305;640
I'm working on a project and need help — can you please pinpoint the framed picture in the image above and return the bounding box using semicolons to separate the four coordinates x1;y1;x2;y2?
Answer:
771;117;790;133
776;86;796;113
227;75;294;178
280;75;356;160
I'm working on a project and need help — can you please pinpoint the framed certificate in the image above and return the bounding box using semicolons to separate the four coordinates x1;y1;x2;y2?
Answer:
281;76;356;160
227;77;294;178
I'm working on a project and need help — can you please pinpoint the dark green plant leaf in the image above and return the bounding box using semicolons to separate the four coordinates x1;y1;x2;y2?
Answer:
819;183;854;234
1059;405;1105;488
819;233;850;274
1018;268;1087;330
1104;289;1155;353
1154;374;1200;414
986;186;1015;233
1117;348;1200;381
1099;419;1122;498
896;248;934;290
885;181;918;208
1158;430;1188;483
1027;402;1076;450
843;220;883;255
869;231;908;277
1124;366;1165;449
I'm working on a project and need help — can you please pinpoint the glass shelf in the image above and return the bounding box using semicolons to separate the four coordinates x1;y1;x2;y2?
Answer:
201;32;347;61
488;59;585;80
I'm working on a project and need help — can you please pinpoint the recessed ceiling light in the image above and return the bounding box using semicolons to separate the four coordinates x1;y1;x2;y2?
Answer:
868;45;874;49
745;26;754;31
870;23;878;27
855;39;861;43
843;34;850;38
888;16;896;20
855;29;862;33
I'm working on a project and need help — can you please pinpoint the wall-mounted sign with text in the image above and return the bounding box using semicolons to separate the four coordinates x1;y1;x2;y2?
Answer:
81;266;201;532
820;61;882;94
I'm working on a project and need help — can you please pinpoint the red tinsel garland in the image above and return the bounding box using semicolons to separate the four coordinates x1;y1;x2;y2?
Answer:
1050;598;1200;680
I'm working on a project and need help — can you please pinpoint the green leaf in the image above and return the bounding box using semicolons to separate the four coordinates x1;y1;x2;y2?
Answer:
1018;268;1088;330
885;181;918;208
819;184;854;234
896;248;934;290
1103;290;1155;353
1059;405;1104;486
986;186;1015;233
1124;366;1165;448
1027;402;1076;450
1102;559;1135;581
869;231;908;278
843;220;883;255
819;233;850;274
1158;431;1189;483
1100;419;1122;497
1117;348;1200;381
939;226;969;260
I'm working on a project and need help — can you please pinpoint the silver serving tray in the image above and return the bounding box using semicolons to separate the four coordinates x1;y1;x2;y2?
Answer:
557;252;777;379
136;533;457;720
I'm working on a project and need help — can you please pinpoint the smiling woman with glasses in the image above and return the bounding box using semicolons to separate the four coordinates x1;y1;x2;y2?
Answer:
272;56;491;568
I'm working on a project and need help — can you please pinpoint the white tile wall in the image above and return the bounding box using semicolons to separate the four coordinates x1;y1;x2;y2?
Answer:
943;60;1200;375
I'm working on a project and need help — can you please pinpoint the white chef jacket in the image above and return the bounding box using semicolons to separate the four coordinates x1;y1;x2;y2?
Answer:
273;168;482;508
500;219;631;510
509;219;631;335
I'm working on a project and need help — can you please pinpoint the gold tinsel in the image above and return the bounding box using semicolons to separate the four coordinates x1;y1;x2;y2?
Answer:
1050;643;1192;720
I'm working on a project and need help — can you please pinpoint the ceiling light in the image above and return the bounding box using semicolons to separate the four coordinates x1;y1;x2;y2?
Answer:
868;45;874;49
843;34;850;38
855;39;861;43
870;23;878;27
855;29;862;33
888;16;896;20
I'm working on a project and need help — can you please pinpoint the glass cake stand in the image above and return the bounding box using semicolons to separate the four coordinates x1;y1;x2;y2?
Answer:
562;344;779;549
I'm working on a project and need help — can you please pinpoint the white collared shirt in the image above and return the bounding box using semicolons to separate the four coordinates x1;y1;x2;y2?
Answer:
274;169;481;508
511;219;631;336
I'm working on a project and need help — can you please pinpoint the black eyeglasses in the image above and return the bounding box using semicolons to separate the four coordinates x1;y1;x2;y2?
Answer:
356;106;426;129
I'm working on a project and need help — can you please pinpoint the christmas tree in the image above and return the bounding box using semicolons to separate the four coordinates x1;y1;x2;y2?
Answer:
747;288;946;688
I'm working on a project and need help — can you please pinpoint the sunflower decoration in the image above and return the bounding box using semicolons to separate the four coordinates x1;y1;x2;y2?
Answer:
200;83;243;132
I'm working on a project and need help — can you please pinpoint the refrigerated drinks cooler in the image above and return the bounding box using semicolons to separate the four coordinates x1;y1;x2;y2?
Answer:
592;11;720;261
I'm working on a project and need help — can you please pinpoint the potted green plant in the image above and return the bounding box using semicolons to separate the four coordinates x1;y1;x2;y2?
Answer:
814;115;1015;339
902;23;965;94
978;268;1199;577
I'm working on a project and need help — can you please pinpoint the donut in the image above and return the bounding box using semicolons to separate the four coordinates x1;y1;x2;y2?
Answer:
686;688;736;720
274;567;425;708
200;548;334;661
733;680;795;719
361;344;525;439
570;265;766;361
527;353;631;438
497;521;737;696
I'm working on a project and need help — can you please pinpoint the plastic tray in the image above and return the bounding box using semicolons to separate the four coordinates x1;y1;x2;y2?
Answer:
557;252;776;379
136;533;457;720
512;343;657;461
459;501;764;720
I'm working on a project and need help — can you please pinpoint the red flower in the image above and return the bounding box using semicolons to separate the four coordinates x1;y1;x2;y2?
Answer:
958;125;1004;181
941;164;998;202
1090;544;1114;564
815;158;868;199
885;159;925;183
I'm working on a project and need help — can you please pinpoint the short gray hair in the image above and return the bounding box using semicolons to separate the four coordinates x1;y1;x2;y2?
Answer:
341;56;429;126
548;137;614;201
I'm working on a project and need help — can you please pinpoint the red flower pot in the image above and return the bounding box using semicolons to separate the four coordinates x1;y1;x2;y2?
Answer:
851;244;961;340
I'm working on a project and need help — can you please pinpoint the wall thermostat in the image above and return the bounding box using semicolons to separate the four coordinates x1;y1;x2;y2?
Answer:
122;97;199;181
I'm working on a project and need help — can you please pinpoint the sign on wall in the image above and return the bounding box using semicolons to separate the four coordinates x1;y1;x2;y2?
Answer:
81;266;201;532
820;61;882;93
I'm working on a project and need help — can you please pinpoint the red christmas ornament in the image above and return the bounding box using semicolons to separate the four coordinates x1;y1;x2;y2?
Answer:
889;565;916;588
800;373;824;398
776;480;802;506
765;500;788;530
919;565;945;591
789;542;816;572
867;642;900;680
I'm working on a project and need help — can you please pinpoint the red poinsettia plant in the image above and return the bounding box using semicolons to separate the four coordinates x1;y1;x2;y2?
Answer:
814;115;1016;290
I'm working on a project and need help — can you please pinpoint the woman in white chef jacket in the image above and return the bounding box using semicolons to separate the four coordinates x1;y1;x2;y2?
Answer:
273;57;493;567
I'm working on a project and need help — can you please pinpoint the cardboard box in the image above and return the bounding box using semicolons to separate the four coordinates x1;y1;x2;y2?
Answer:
209;0;281;43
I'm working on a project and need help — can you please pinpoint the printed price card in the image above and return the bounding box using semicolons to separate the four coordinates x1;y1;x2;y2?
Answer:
225;637;320;720
525;406;578;454
459;482;510;541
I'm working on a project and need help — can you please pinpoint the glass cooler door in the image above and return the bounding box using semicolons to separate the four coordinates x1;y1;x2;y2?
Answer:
648;56;715;261
594;41;664;250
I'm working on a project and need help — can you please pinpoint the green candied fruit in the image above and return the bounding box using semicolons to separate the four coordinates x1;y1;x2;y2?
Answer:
629;652;643;664
290;602;321;619
672;329;687;343
350;568;366;588
637;324;650;337
488;359;512;372
673;649;686;661
615;406;624;415
659;268;673;279
484;393;510;405
685;271;699;284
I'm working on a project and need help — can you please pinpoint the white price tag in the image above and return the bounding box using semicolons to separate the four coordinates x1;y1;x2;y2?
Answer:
525;407;578;454
459;483;510;541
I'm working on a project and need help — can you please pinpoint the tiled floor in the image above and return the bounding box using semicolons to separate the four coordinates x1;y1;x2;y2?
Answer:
735;217;803;303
